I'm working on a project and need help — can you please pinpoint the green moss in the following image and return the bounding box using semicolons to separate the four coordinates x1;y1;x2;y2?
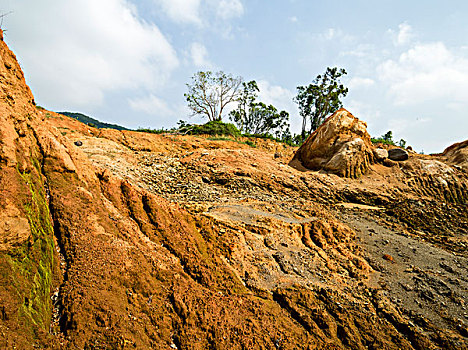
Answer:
7;158;55;333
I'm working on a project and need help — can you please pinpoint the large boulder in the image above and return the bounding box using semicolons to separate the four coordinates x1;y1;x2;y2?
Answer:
290;109;374;178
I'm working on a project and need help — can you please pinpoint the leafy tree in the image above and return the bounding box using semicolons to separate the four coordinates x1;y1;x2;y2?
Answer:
295;67;348;141
243;102;290;136
228;80;290;138
382;131;393;142
184;71;243;121
229;80;259;132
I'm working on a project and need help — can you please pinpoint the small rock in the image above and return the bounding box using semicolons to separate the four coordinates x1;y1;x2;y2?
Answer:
388;148;409;161
74;141;83;147
383;254;394;262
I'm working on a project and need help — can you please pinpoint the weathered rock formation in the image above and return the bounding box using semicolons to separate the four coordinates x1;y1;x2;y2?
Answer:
291;109;374;178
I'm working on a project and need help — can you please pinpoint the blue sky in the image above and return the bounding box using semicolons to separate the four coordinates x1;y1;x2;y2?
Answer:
1;0;468;152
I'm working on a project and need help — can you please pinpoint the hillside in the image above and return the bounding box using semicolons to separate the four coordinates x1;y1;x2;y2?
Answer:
0;29;467;349
57;111;129;131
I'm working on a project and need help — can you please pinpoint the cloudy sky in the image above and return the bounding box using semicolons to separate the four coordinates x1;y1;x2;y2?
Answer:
1;0;468;153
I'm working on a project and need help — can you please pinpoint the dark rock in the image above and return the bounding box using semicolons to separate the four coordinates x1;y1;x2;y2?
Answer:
74;141;83;147
215;177;229;185
388;148;408;161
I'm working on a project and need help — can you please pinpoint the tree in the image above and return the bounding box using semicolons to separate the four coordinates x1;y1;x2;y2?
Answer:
382;131;393;142
184;71;243;121
229;80;259;132
295;67;348;141
242;102;290;136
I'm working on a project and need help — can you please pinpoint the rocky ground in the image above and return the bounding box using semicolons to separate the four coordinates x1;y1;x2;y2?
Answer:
0;29;467;349
45;109;468;349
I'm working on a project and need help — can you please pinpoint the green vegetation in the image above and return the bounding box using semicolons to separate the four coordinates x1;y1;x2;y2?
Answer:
229;80;260;132
371;130;407;147
181;120;241;137
6;158;55;334
295;67;348;143
184;72;293;144
182;68;351;147
136;127;171;134
58;111;129;131
229;80;290;138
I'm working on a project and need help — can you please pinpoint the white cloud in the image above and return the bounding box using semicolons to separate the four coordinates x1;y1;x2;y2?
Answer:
257;80;295;110
324;28;337;40
5;0;178;109
289;16;298;23
391;22;414;46
377;42;468;105
153;0;243;26
215;0;244;20
348;77;375;89
129;94;174;116
154;0;202;25
318;28;355;43
190;43;213;68
345;100;381;127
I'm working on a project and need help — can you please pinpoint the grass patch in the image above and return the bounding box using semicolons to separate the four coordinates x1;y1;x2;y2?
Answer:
371;138;395;146
183;120;241;137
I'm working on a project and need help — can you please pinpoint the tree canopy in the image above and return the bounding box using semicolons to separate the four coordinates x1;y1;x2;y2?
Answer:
241;102;289;136
229;80;259;132
295;67;348;141
229;80;290;138
184;71;243;122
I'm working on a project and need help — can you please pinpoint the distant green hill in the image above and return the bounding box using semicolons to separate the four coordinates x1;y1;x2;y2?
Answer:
58;112;129;131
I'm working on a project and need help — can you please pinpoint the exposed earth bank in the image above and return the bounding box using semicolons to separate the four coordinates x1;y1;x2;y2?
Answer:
0;30;467;349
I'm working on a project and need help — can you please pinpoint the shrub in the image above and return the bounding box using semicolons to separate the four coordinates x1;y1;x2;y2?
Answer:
184;120;241;137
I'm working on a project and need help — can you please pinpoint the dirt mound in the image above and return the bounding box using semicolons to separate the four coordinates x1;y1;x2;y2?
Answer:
291;109;374;178
0;30;467;349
